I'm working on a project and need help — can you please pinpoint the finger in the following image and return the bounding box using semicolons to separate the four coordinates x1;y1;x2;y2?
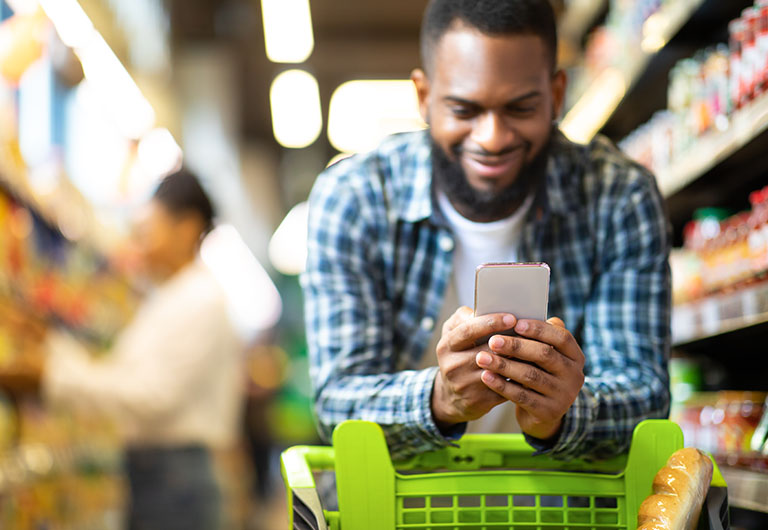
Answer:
442;306;474;334
486;334;563;374
513;319;583;363
480;370;555;418
476;352;557;396
448;313;516;351
547;317;565;329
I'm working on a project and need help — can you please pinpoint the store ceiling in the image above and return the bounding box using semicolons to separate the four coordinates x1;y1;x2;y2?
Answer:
167;0;429;152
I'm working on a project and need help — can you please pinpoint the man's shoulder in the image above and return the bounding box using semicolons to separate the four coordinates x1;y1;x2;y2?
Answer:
324;130;426;179
311;130;432;215
583;134;656;190
554;132;659;202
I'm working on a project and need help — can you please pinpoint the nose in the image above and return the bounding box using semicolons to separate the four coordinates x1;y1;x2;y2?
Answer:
469;112;516;155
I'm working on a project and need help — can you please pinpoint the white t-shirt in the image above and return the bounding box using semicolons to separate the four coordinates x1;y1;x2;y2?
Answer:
437;191;534;307
424;192;534;434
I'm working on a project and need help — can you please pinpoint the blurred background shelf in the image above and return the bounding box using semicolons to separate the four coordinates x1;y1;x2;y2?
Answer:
657;95;768;199
561;0;743;144
558;0;608;62
720;467;768;514
597;0;757;142
672;281;768;347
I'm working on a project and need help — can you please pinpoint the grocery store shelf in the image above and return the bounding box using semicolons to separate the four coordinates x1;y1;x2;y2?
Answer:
720;466;768;514
559;0;607;44
658;95;768;198
672;281;768;346
561;0;705;144
0;442;121;492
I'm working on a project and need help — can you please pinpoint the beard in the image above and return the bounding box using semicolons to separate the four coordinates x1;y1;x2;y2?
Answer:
431;132;552;222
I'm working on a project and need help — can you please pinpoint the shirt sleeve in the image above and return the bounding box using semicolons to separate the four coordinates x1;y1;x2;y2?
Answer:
43;290;230;426
301;167;459;460
540;168;672;460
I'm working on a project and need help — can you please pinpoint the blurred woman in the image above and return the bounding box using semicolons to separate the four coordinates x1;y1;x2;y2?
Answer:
43;169;243;530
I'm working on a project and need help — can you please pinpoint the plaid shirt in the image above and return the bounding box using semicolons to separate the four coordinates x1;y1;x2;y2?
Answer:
302;129;671;461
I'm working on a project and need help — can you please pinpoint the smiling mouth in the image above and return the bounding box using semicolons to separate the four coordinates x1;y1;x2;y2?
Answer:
462;147;525;179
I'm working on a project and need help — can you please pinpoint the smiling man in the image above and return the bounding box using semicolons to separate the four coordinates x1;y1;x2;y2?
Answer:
302;0;671;460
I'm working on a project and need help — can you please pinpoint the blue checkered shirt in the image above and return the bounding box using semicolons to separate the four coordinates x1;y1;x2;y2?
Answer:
301;129;671;461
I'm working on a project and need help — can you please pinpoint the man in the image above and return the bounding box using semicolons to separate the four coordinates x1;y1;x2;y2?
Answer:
302;0;671;461
44;169;242;530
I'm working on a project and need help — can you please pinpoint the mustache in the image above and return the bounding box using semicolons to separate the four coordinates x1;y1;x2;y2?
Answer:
452;143;528;158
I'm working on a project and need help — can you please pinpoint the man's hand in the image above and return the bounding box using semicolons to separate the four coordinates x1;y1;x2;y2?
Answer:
475;317;585;440
431;307;518;428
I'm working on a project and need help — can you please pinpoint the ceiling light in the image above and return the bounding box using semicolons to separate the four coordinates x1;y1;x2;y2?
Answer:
260;0;314;63
269;69;322;149
560;68;626;144
37;0;94;49
201;224;282;342
39;0;155;139
137;127;182;181
327;80;426;154
268;201;309;276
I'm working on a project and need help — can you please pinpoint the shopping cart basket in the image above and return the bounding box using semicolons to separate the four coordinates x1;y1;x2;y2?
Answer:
281;419;729;529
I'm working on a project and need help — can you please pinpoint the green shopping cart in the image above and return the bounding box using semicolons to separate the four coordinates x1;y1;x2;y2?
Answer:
281;419;729;529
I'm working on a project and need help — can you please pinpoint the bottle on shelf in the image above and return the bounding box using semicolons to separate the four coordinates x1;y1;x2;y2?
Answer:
748;186;768;276
756;1;768;94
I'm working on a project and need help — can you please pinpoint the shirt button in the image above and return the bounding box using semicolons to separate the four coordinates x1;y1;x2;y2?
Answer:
421;316;435;331
439;235;454;252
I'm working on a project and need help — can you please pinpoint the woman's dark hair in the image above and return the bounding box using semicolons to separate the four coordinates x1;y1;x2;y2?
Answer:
152;168;216;234
420;0;558;74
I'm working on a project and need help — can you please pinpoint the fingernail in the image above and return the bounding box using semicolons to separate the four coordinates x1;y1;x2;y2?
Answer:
481;370;494;383
476;352;492;367
490;336;504;350
503;315;516;327
516;321;529;332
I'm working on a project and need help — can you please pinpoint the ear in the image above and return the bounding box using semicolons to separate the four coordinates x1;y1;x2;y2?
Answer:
411;68;431;125
551;69;567;120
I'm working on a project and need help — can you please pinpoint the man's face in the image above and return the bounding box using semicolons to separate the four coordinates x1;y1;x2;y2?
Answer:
412;24;566;219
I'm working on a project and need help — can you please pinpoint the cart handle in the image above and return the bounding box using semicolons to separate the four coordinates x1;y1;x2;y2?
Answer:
281;445;335;530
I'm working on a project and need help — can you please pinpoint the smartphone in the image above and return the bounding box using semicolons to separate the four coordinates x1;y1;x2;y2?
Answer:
474;262;550;339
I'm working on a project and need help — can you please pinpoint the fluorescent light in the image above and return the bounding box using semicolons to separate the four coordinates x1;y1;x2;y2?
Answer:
137;127;182;181
260;0;314;63
641;12;668;53
38;0;94;49
560;68;626;144
74;32;155;139
328;80;426;153
201;224;282;342
268;201;309;276
6;0;40;15
269;69;322;149
39;0;156;139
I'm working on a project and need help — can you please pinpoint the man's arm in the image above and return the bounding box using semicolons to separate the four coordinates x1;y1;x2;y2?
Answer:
302;168;458;460
541;170;672;459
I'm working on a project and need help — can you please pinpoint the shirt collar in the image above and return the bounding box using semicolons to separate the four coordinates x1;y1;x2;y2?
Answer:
397;128;584;224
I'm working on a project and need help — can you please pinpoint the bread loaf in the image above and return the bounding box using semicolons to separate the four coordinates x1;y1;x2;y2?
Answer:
636;447;713;530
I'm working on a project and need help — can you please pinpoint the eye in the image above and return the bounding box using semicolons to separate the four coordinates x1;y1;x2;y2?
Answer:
449;105;478;119
507;105;537;116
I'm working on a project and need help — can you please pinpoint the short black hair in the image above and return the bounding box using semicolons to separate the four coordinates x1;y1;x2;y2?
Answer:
420;0;558;74
152;168;216;234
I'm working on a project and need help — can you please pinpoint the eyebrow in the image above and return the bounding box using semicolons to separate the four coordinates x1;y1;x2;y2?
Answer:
443;91;543;107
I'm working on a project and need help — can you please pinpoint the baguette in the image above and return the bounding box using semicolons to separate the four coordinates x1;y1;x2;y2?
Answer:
636;447;713;530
